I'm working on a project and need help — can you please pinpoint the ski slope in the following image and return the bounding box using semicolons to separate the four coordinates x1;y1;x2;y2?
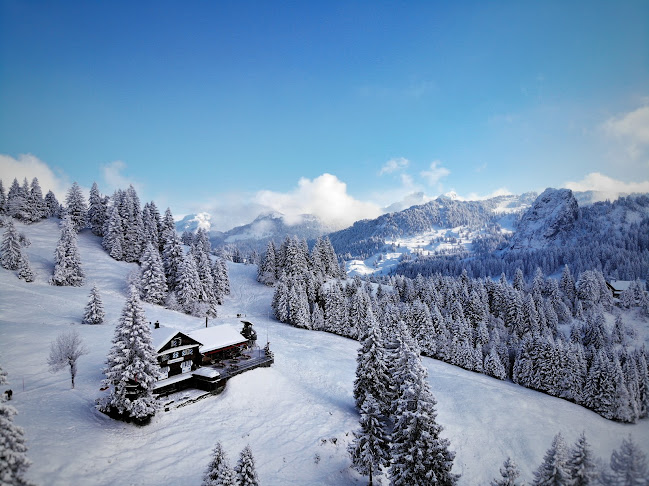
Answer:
0;218;647;485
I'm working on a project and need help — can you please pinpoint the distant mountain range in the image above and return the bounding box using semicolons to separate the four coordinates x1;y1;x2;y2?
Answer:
177;190;648;280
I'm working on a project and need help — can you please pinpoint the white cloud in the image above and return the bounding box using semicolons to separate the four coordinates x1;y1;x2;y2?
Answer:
102;160;142;193
0;153;70;199
379;157;410;175
563;172;649;200
462;187;513;201
420;160;450;187
602;104;649;159
255;173;382;230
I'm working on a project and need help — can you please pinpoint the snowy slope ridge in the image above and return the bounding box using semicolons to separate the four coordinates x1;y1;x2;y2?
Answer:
1;218;648;485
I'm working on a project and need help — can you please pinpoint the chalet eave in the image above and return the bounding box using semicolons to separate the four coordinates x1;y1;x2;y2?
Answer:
156;344;199;357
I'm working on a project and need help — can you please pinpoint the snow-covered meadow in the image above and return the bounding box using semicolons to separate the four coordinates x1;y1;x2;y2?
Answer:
1;218;647;485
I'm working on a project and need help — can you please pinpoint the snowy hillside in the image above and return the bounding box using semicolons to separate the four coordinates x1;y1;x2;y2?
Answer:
1;218;648;485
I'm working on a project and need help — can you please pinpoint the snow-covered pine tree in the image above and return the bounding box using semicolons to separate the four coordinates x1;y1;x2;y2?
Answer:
0;363;33;486
51;215;84;286
98;287;159;421
567;432;599;486
6;178;27;220
212;257;230;300
603;435;648;486
64;182;87;232
202;441;237;486
193;246;218;316
0;180;6;215
16;252;34;282
272;275;290;323
27;177;46;222
162;231;184;292
348;394;389;486
142;203;159;251
87;182;108;236
83;285;106;324
121;186;145;263
139;243;168;306
257;240;277;286
389;328;458;486
1;219;23;270
234;445;260;486
532;432;571;486
44;190;61;218
176;253;202;315
353;306;391;415
484;346;507;380
490;457;523;486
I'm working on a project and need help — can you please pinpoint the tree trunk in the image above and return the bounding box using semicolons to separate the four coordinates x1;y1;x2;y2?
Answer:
368;464;372;486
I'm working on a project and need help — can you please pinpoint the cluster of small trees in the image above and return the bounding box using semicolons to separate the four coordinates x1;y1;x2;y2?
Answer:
492;432;648;486
0;179;231;317
0;177;61;223
349;316;458;485
202;442;260;486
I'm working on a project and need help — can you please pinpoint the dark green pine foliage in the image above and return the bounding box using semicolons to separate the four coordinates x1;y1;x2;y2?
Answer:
348;394;389;486
567;432;599;486
532;432;572;486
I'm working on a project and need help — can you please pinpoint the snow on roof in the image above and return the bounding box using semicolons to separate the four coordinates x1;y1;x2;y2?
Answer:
150;325;181;352
609;280;632;292
189;324;247;354
192;368;221;379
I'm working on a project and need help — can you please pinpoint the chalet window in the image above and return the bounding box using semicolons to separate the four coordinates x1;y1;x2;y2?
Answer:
160;366;170;379
181;360;192;373
182;348;193;356
172;351;180;359
171;337;182;347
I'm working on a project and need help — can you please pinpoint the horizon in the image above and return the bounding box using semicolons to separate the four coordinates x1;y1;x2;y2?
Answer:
1;1;648;231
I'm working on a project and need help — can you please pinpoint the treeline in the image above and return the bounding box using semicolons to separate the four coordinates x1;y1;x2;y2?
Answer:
271;234;649;422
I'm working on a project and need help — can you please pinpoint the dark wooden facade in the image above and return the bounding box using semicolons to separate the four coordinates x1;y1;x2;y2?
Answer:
156;332;202;380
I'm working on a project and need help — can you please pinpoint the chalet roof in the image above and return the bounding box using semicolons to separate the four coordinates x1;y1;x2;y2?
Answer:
189;324;248;354
608;280;632;292
150;326;202;353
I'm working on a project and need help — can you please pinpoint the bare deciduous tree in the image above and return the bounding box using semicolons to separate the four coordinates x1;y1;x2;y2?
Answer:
47;329;88;389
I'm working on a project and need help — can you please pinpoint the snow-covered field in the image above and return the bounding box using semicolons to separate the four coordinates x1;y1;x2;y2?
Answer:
1;219;648;485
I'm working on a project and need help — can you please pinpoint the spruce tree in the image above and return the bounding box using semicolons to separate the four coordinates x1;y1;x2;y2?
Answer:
532;432;571;486
257;240;277;286
234;445;260;486
64;182;87;232
176;253;202;315
567;432;599;486
603;435;648;486
98;287;159;421
162;231;184;291
44;190;60;218
51;216;84;286
6;178;27;220
0;179;6;215
87;182;108;236
348;394;389;486
203;442;237;486
389;329;458;486
491;457;523;486
83;285;106;324
1;219;23;270
27;177;46;222
139;243;168;306
0;364;33;486
353;306;391;415
16;253;34;282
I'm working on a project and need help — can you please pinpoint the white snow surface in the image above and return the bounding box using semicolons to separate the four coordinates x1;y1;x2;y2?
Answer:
1;218;648;486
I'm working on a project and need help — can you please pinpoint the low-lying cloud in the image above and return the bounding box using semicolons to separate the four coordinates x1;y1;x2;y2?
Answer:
563;172;649;201
255;173;382;230
0;153;70;199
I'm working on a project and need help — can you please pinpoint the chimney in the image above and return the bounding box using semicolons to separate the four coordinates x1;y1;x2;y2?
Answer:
154;320;160;329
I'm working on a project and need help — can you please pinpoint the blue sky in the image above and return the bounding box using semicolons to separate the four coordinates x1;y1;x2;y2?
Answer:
1;1;648;230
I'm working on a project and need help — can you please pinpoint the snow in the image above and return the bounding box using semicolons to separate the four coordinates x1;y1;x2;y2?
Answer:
189;324;249;354
1;218;648;485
